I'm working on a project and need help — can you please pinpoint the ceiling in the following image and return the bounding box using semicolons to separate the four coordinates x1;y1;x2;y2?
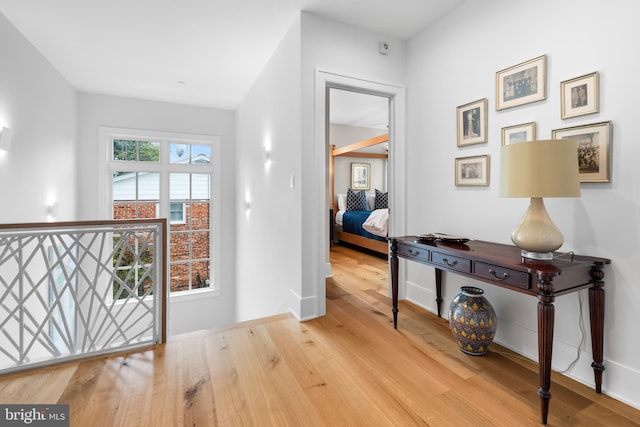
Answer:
0;0;463;124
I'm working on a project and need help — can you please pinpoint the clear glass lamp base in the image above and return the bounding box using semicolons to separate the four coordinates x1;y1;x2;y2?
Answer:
520;250;554;261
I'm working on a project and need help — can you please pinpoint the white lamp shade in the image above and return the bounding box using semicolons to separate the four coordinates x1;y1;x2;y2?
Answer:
500;139;580;198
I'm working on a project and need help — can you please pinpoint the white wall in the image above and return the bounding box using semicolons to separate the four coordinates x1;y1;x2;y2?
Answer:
76;93;237;332
234;12;406;322
300;12;406;319
235;17;303;321
0;13;77;223
406;0;640;409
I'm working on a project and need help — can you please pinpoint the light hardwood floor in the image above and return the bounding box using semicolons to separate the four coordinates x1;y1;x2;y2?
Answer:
0;244;638;426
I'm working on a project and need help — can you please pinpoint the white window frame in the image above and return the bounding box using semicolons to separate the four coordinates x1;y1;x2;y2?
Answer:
98;127;221;298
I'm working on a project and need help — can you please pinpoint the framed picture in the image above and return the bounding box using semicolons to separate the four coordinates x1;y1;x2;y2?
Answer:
456;98;488;147
351;162;371;190
496;55;547;111
501;122;536;146
552;121;612;183
560;71;599;119
455;155;490;186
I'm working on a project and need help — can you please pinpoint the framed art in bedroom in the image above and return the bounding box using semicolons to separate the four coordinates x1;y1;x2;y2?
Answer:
456;98;488;147
552;121;612;183
455;155;490;186
496;55;546;110
351;162;371;190
501;122;536;145
560;71;599;119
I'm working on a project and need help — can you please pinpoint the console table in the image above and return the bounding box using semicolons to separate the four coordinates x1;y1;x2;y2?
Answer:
389;236;610;425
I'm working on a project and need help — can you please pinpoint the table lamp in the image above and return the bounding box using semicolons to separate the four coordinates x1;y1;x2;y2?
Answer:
500;139;580;260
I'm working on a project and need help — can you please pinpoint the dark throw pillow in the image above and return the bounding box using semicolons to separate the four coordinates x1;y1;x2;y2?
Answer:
374;189;388;209
346;188;367;211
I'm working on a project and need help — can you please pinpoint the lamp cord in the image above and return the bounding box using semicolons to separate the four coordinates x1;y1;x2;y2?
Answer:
489;290;586;374
556;290;585;373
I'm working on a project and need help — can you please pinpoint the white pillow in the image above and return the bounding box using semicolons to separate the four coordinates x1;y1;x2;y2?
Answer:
366;194;375;210
337;194;347;211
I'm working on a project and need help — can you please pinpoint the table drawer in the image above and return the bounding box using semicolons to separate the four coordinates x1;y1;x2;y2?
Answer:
398;244;430;263
474;262;530;290
431;251;471;273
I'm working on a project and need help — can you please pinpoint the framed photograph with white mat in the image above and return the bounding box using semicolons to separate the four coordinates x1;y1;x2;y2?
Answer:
560;71;599;119
456;98;488;147
455;155;490;186
501;122;536;145
552;121;612;183
496;55;546;110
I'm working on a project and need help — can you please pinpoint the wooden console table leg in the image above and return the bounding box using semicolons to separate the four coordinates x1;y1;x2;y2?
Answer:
435;268;443;317
537;273;556;425
390;239;399;329
588;265;606;393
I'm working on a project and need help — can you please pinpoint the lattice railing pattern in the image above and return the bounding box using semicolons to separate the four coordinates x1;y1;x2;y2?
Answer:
0;220;166;374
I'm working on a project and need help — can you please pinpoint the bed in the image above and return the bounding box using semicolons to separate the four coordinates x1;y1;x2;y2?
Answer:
330;133;389;255
334;192;389;254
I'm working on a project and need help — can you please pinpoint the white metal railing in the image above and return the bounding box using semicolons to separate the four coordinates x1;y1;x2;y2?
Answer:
0;219;166;374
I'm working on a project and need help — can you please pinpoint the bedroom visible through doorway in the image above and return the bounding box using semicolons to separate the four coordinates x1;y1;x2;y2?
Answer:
328;88;390;286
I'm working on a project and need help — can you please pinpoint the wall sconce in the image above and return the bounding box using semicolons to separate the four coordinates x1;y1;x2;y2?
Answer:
500;139;580;260
264;145;271;167
0;126;14;152
47;201;57;222
245;192;251;216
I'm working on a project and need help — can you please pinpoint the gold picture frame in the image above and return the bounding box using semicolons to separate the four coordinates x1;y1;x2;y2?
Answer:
560;71;599;119
455;155;490;186
552;121;612;183
350;162;371;190
456;98;488;147
496;55;547;111
501;122;536;146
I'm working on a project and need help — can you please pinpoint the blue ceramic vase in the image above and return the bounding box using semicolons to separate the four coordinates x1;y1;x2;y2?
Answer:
448;286;497;356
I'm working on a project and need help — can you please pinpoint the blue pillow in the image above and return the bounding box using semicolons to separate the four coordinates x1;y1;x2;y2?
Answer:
374;189;388;209
346;189;367;211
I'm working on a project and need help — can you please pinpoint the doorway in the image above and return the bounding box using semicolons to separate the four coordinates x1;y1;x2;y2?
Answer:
311;70;406;320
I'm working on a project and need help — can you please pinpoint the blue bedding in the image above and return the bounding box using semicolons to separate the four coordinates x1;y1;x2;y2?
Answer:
342;210;386;242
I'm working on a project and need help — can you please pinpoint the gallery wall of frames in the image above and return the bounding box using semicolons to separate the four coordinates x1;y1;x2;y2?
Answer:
454;54;611;186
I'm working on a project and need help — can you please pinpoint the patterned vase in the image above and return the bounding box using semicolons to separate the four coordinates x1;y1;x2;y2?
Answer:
448;286;497;356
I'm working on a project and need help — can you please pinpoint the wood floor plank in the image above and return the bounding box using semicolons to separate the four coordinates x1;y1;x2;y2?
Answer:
244;323;323;426
57;358;107;423
181;332;217;426
0;363;76;404
147;341;185;427
205;330;254;426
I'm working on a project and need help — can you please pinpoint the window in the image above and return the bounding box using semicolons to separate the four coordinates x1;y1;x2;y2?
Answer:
169;202;185;224
104;129;219;296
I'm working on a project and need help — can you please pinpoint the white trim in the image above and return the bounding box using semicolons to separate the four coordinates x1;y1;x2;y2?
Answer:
309;70;406;321
169;287;221;302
